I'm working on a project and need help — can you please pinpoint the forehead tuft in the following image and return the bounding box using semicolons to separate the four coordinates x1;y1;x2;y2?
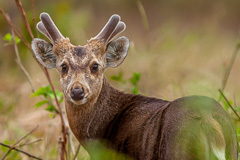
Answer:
86;39;106;56
53;38;74;55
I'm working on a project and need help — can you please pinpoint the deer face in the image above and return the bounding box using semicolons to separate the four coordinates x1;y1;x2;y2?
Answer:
31;13;129;105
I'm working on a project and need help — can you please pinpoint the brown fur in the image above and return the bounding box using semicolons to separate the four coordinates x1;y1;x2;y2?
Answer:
65;77;238;160
31;13;238;160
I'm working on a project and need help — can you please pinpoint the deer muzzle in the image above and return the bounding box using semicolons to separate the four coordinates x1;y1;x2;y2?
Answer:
70;86;85;101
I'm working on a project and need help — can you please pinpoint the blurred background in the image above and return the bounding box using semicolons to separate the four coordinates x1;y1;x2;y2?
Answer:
0;0;240;159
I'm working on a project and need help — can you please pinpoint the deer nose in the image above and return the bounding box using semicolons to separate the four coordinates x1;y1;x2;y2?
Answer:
70;87;85;101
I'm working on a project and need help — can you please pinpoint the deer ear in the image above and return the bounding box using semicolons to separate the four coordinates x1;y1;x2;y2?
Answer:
105;36;130;68
31;38;57;69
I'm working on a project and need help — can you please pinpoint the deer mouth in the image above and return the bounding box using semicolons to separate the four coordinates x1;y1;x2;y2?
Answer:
70;95;89;105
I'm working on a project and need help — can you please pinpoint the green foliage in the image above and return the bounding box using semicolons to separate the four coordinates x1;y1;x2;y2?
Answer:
31;85;64;117
130;72;141;94
0;140;21;159
110;72;141;94
85;140;131;160
110;71;126;84
3;33;20;46
219;92;231;110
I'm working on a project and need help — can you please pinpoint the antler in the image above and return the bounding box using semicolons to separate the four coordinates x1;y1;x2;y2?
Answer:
93;14;126;45
37;21;51;41
36;13;126;46
37;12;64;44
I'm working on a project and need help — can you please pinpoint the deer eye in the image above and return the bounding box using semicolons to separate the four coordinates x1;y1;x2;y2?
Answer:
61;63;69;74
90;63;99;73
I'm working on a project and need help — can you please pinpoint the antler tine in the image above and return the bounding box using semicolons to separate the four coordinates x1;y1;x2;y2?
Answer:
94;14;120;44
40;12;64;43
108;21;126;42
37;21;52;41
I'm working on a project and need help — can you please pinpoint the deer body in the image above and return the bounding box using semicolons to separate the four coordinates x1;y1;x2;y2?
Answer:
31;13;238;160
66;77;237;160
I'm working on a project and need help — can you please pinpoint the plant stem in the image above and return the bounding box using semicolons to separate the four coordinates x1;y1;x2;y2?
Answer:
15;0;34;39
0;142;42;160
221;43;240;91
72;144;81;160
219;89;240;121
11;29;35;92
1;125;38;160
44;69;68;160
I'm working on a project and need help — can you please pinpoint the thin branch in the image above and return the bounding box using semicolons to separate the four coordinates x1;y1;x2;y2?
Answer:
1;2;68;159
58;137;67;160
67;127;78;160
45;68;68;160
31;0;39;38
1;125;38;160
221;43;240;91
15;0;34;39
136;0;149;30
18;138;43;147
0;8;30;50
11;29;35;92
12;3;68;158
72;144;81;160
0;8;42;68
0;143;42;160
219;89;240;121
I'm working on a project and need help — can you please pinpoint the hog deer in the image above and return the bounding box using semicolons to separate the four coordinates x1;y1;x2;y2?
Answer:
31;12;238;160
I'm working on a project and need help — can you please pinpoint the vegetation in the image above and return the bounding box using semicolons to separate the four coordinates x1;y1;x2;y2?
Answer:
0;0;240;159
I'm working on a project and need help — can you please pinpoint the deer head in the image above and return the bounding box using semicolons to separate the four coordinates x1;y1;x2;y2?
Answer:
32;12;129;105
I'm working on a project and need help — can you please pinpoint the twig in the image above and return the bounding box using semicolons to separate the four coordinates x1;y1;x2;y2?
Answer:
67;127;78;160
11;29;35;92
12;3;68;158
72;144;81;160
45;68;68;160
31;0;39;38
15;0;34;39
1;125;38;160
1;2;68;159
0;8;30;50
219;89;240;121
136;0;149;30
58;137;66;160
18;138;43;147
221;43;240;91
0;142;42;160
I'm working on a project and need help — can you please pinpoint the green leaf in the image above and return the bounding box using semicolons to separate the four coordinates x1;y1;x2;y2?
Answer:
35;100;48;108
48;89;64;102
132;86;139;94
110;72;126;84
110;72;123;81
59;97;64;103
31;85;52;98
47;91;55;99
31;86;48;97
235;107;240;112
31;85;64;109
56;90;63;98
15;36;20;44
45;105;56;112
49;113;56;118
130;72;141;85
1;139;10;152
3;33;21;44
3;33;12;42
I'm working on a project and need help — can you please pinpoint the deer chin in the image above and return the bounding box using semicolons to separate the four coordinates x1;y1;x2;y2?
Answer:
69;97;88;105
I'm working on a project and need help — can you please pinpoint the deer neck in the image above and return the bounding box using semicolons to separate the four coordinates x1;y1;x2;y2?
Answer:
65;76;131;145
